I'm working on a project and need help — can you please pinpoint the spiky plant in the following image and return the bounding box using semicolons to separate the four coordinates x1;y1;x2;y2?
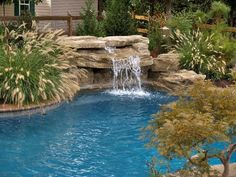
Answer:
0;23;80;106
174;30;227;79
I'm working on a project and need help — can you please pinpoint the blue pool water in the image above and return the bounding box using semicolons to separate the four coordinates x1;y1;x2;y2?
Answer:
0;90;235;177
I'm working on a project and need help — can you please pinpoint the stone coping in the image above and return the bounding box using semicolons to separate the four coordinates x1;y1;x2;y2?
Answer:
0;100;62;118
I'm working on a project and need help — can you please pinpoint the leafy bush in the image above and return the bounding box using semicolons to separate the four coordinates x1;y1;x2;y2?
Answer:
193;10;209;24
148;21;162;52
167;11;194;34
76;0;105;36
104;0;136;36
174;30;228;79
0;24;4;35
144;81;236;177
148;20;169;55
0;24;79;105
209;1;231;21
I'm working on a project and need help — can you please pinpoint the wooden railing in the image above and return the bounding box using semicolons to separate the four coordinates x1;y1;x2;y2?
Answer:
133;14;149;34
196;23;236;33
0;15;82;36
133;13;236;35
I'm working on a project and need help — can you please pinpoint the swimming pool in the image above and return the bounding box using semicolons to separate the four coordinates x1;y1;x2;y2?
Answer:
0;90;235;177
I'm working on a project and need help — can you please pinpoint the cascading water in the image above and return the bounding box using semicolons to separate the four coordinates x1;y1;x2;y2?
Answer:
105;46;149;96
112;56;142;91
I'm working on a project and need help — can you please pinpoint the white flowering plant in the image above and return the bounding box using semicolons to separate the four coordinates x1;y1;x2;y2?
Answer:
174;30;229;79
0;23;79;106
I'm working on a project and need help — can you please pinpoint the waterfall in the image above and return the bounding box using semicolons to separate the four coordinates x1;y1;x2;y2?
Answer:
105;46;149;96
112;56;142;91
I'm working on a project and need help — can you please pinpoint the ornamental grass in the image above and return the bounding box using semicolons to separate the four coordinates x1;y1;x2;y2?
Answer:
0;23;80;106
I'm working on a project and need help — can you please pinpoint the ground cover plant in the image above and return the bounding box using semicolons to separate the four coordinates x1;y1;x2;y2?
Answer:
144;81;236;177
0;23;79;106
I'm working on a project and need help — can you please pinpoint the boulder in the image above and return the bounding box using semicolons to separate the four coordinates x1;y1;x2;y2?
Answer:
59;35;152;69
99;35;149;47
151;52;180;72
94;69;113;84
61;39;107;49
152;70;206;93
70;68;94;86
70;44;152;69
59;35;149;49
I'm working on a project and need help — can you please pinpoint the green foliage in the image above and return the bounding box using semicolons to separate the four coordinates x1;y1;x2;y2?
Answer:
148;21;162;52
131;0;150;15
144;81;236;176
0;24;4;35
0;24;79;105
210;24;236;66
172;0;214;13
174;30;227;79
169;1;236;80
167;11;194;34
148;20;169;54
193;10;209;24
104;0;136;36
18;10;35;30
76;0;105;36
209;1;231;20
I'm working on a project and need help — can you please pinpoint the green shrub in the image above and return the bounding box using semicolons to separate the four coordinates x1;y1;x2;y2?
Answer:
193;10;209;24
174;30;227;79
105;0;136;36
209;1;231;21
0;24;4;35
76;0;105;36
0;25;79;105
148;21;162;52
167;11;194;34
148;20;169;55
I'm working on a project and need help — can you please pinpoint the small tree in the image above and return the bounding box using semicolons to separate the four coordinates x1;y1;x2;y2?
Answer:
144;81;236;177
76;0;105;36
104;0;136;36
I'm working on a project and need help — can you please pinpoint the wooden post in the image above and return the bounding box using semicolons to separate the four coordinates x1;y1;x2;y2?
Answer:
98;0;103;19
67;11;73;36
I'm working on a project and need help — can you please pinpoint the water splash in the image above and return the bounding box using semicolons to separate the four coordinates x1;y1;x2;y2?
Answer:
112;56;142;91
105;46;150;97
105;46;116;54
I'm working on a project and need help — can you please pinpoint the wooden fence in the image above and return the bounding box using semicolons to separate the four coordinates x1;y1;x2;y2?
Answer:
1;14;236;36
196;23;236;33
133;14;149;34
0;14;82;36
133;14;236;34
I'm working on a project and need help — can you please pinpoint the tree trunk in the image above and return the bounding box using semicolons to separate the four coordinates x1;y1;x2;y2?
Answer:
222;161;230;177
